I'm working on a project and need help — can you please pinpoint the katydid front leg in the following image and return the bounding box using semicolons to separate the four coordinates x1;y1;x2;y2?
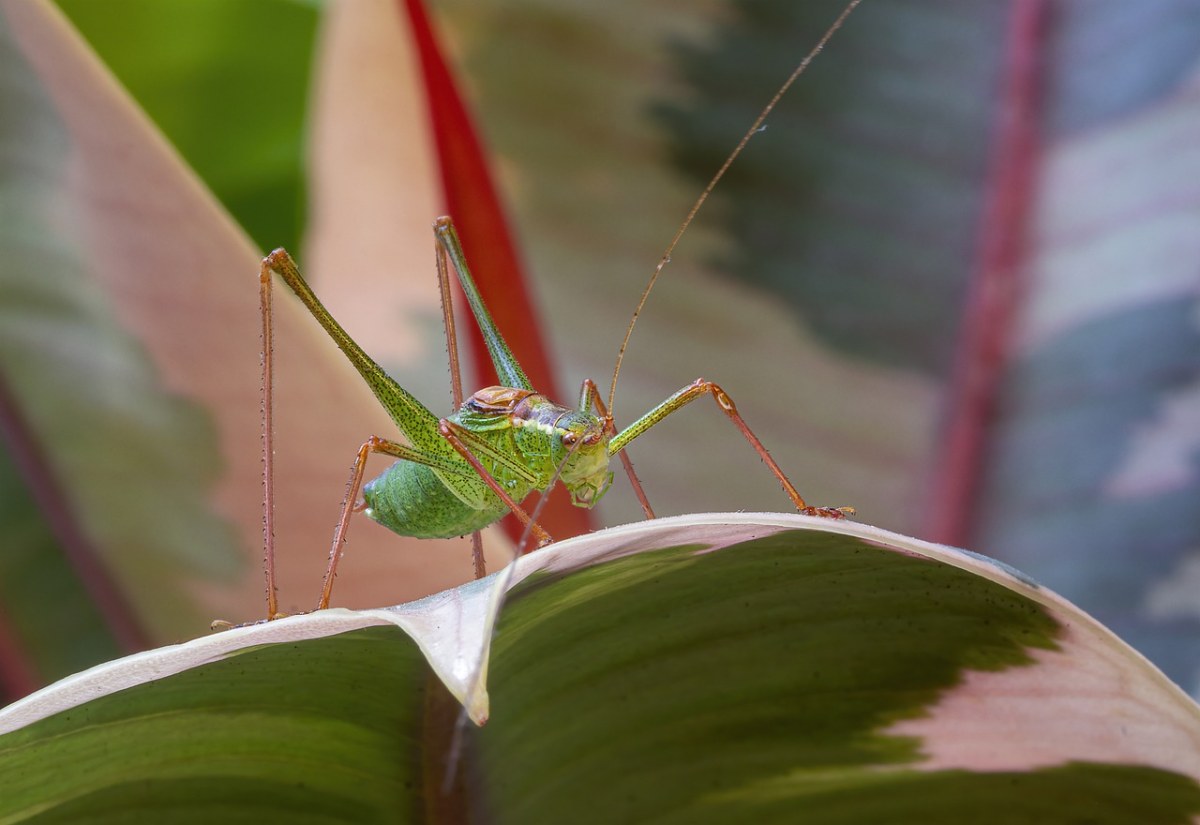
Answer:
579;378;656;519
609;379;854;519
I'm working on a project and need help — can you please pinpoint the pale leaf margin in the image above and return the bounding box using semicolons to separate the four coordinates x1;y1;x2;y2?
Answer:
1;512;1198;755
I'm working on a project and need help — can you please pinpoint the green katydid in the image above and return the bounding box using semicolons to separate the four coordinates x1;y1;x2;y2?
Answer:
258;1;860;620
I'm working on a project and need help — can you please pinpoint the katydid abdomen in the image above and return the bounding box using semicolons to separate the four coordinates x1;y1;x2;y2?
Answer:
362;461;514;540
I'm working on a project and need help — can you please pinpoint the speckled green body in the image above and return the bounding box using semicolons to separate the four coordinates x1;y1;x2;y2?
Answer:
270;219;631;552
270;217;834;567
362;460;514;539
362;394;613;539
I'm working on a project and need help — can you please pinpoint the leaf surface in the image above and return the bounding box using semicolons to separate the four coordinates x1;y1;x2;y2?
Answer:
430;0;1200;693
2;515;1198;822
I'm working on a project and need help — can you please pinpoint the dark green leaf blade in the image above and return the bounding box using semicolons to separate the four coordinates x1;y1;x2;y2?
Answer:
3;516;1199;822
0;627;428;825
429;0;1200;700
477;525;1200;823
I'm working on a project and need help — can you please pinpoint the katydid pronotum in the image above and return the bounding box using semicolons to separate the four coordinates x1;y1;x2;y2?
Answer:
258;2;860;620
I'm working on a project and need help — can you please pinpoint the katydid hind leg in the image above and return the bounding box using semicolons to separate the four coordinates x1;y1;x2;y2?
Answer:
609;379;853;519
470;531;486;579
436;226;490;580
259;257;280;620
264;246;500;609
263;249;449;457
434;216;532;393
435;228;467;411
437;222;537;578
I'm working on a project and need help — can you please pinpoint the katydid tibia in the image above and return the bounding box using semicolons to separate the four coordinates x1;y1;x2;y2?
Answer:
258;2;860;620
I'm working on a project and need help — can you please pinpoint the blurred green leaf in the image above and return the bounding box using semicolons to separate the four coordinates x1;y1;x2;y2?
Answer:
56;0;320;254
0;0;471;696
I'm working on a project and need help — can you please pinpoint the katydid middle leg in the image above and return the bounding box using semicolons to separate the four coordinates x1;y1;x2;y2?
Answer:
609;378;853;519
438;419;553;548
317;435;474;611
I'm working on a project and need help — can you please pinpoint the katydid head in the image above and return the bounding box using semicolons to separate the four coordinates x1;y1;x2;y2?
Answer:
556;426;613;508
509;394;614;508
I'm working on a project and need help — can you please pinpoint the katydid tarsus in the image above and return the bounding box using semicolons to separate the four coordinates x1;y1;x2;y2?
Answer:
258;1;860;620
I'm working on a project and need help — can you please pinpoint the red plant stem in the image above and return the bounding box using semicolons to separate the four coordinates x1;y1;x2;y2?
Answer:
0;378;151;664
0;601;39;701
400;0;593;540
923;0;1048;545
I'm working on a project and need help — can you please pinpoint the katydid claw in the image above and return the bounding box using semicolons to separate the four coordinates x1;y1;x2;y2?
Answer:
801;505;854;519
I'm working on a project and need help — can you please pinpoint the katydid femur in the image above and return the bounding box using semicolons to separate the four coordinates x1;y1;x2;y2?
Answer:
259;1;860;619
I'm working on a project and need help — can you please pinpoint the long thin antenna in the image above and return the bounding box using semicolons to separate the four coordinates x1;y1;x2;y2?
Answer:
607;0;862;416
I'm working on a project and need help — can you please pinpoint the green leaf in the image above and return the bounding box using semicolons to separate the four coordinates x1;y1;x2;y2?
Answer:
3;0;1196;727
4;516;1199;822
0;445;122;687
55;0;320;255
1;628;430;824
429;0;1200;695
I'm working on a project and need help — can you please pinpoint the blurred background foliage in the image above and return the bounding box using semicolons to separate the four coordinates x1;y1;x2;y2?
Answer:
0;0;1196;701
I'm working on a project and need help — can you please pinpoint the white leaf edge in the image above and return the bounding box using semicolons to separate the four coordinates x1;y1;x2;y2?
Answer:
0;512;1194;735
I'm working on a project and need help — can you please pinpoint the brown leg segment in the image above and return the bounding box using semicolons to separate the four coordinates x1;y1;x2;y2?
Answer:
438;419;553;550
317;436;445;611
259;257;280;620
608;379;853;519
580;379;656;519
470;532;486;580
435;230;488;580
434;228;465;412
